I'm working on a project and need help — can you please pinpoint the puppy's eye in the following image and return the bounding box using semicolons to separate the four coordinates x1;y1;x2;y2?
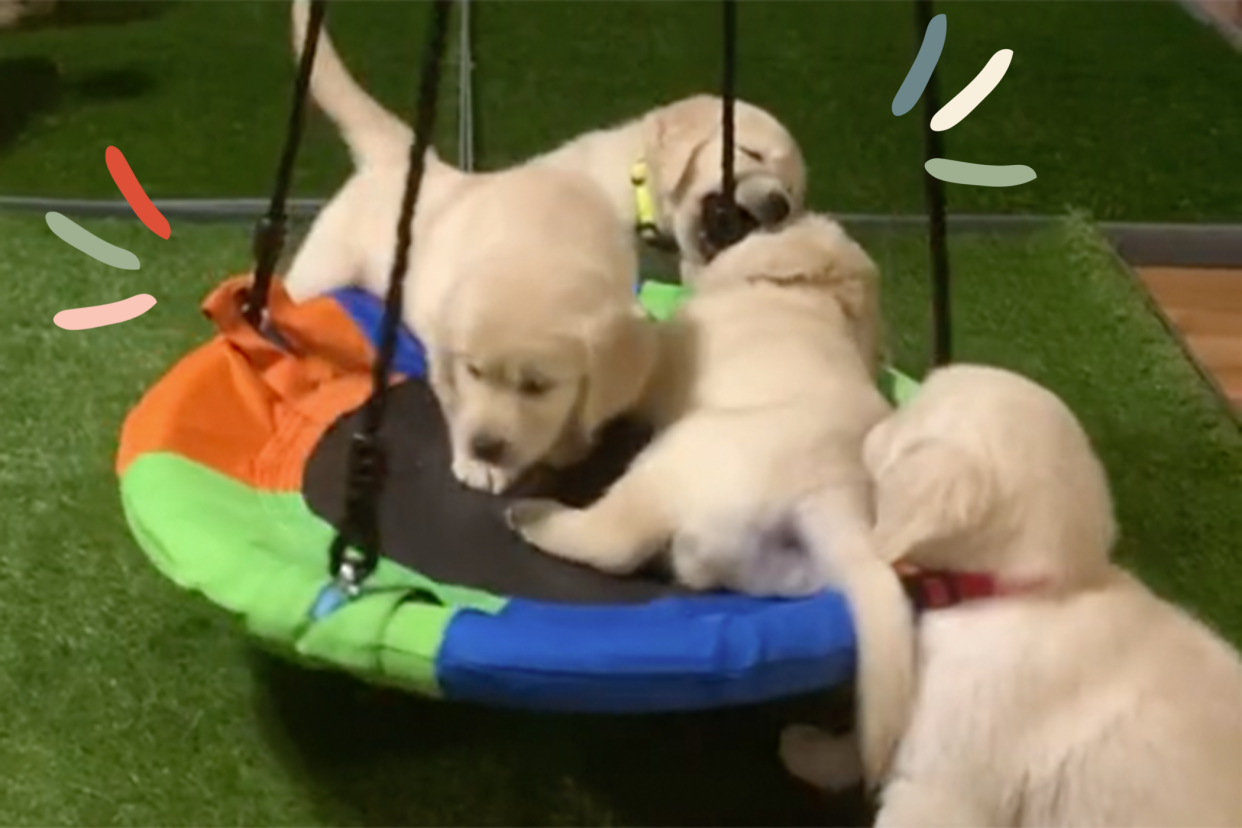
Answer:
517;378;550;398
466;364;483;379
739;146;764;163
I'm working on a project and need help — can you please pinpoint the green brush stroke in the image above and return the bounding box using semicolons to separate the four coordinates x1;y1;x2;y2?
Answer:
925;159;1037;187
45;211;140;270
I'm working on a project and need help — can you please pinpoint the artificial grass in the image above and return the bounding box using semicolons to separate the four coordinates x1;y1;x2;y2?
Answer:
0;211;1240;827
2;1;1242;222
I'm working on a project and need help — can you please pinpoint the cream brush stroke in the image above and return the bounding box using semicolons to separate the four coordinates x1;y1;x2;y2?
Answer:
931;49;1014;132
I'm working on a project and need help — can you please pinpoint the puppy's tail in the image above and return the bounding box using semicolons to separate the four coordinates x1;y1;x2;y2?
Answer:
290;0;423;168
795;488;919;791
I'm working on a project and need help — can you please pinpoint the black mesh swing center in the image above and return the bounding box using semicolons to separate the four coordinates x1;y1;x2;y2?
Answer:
303;385;687;604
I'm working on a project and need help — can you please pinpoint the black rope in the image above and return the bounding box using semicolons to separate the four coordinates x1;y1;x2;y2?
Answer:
719;0;738;216
701;0;748;254
328;0;454;589
916;0;953;366
244;0;328;327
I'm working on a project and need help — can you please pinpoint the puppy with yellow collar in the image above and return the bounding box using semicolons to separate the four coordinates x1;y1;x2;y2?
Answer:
531;100;807;284
282;0;807;299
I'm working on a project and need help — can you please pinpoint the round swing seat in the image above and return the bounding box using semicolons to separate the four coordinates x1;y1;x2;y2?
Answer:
117;276;913;714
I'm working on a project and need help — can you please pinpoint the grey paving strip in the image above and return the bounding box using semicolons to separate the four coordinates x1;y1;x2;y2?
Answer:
1102;223;1242;269
0;196;326;221
3;196;1241;268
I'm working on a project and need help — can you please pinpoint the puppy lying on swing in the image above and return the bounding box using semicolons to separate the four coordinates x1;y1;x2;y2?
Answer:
508;213;920;787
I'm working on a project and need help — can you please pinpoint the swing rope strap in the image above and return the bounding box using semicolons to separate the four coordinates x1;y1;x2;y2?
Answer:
916;0;952;366
328;0;454;589
700;0;749;255
720;0;738;220
244;0;327;327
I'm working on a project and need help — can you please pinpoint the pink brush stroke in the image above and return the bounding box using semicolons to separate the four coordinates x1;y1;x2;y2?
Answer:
53;293;157;330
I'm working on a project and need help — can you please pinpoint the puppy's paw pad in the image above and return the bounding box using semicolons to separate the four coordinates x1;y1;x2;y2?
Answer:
779;725;862;792
505;499;564;532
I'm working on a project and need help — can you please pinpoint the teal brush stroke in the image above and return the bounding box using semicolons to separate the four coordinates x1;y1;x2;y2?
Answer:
892;13;947;116
45;211;141;270
925;158;1037;187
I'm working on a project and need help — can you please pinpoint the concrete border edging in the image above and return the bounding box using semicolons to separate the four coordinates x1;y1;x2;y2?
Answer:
3;196;1242;268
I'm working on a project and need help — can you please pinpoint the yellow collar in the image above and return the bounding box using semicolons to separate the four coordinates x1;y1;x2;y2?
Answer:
630;159;675;250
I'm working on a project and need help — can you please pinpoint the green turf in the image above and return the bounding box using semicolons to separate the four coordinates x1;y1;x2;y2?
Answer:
2;1;1242;221
0;211;1239;826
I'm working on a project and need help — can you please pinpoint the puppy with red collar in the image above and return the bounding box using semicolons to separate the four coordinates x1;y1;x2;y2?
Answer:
782;365;1242;828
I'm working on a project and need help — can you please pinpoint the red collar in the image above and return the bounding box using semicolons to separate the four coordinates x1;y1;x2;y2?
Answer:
894;563;1043;611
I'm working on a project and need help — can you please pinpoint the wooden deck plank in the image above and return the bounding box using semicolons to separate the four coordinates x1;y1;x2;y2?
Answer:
1140;268;1242;315
1136;266;1242;413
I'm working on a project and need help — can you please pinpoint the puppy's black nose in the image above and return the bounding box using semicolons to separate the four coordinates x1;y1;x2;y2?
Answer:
755;191;792;225
469;433;508;464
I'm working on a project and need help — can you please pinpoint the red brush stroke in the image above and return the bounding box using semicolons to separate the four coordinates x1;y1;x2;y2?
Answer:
105;146;170;240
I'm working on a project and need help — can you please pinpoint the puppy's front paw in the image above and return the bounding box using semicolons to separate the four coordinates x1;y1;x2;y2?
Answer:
452;454;513;494
505;498;575;554
505;498;564;531
779;724;863;792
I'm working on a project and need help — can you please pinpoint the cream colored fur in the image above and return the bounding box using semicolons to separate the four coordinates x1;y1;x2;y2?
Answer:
281;1;656;494
781;364;1242;828
507;213;918;788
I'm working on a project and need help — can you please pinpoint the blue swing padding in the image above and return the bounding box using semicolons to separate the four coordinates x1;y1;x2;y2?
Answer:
328;287;858;712
437;593;856;713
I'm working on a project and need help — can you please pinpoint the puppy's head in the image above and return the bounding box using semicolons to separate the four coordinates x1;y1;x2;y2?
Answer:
439;287;657;485
863;365;1116;590
643;95;806;272
697;213;882;371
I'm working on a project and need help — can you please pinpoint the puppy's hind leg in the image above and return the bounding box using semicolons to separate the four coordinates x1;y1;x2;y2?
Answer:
506;459;675;576
282;185;367;302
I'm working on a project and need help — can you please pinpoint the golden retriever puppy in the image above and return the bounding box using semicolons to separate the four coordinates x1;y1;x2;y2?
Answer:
781;364;1242;828
529;93;806;282
414;164;657;493
507;213;919;786
281;1;657;493
281;0;806;300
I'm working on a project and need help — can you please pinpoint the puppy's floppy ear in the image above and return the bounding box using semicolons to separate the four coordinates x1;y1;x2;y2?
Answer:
578;304;658;441
426;348;459;408
819;239;882;374
644;95;720;198
871;439;992;565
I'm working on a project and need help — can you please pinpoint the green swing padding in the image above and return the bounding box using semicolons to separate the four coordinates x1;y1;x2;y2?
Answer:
121;450;507;696
637;280;921;406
